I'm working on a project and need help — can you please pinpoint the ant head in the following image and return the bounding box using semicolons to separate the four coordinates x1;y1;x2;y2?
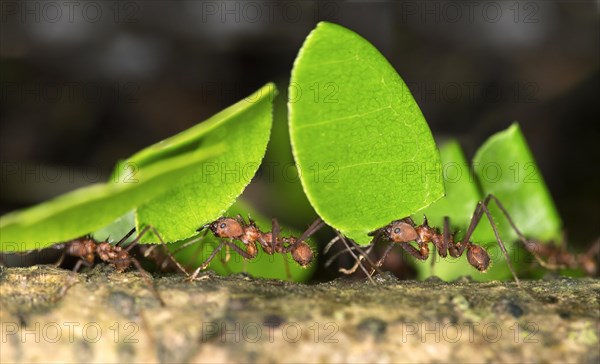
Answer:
384;220;418;243
291;242;313;267
210;217;243;238
466;244;490;271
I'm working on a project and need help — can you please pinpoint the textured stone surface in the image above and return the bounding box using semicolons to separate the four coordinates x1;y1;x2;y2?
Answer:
0;265;599;363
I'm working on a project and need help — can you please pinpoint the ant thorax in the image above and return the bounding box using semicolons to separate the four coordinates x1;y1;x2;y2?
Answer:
258;232;277;254
241;225;261;246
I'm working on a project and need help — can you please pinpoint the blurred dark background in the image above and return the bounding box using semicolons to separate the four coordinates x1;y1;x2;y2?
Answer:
1;1;598;277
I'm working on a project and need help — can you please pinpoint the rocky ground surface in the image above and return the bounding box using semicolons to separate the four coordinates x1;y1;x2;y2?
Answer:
0;265;599;363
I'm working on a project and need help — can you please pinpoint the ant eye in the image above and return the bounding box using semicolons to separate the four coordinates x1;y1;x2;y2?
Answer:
394;228;401;234
220;223;226;229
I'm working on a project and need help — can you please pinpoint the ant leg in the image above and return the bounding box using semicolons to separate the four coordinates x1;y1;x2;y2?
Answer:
324;236;345;267
146;226;190;276
324;234;382;274
60;257;93;297
461;199;520;285
153;230;211;272
222;241;256;260
324;235;341;255
54;252;66;268
484;194;557;270
72;259;86;273
441;217;451;257
271;218;292;280
58;259;86;299
399;242;429;261
431;216;451;276
337;244;376;273
153;230;207;258
124;225;189;276
324;243;367;267
461;201;486;244
282;218;325;254
430;244;436;275
218;254;234;275
272;218;280;254
128;257;165;306
339;238;382;276
478;203;521;287
187;240;226;281
224;244;231;263
369;241;395;276
335;231;375;284
115;227;138;247
283;256;292;281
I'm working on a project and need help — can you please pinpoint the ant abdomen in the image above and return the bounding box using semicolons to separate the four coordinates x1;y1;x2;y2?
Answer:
290;241;313;267
466;244;490;272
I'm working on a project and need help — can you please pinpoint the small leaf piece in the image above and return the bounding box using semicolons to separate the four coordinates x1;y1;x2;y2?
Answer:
132;84;276;242
289;22;443;245
473;123;562;242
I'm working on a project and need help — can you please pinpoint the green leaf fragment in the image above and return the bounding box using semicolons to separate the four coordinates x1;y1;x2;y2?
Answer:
473;122;562;242
132;83;277;243
289;22;444;245
0;145;223;250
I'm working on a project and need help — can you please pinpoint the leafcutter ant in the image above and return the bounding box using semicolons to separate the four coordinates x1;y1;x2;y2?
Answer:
325;194;578;286
170;216;325;281
53;226;186;306
519;236;599;276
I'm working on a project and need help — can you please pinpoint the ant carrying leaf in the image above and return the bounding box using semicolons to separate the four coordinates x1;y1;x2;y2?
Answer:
327;194;599;285
163;212;324;282
51;226;185;306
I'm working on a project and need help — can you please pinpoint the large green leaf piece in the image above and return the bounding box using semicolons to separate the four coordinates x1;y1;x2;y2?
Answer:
289;22;444;245
130;83;276;242
169;200;317;282
0;145;223;250
473;123;562;243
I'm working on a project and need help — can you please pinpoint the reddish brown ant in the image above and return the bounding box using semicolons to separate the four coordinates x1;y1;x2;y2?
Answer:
53;226;186;306
326;194;571;287
179;216;325;281
520;236;599;276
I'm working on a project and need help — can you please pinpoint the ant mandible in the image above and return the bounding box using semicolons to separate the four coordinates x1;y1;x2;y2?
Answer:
180;216;325;281
326;194;567;286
